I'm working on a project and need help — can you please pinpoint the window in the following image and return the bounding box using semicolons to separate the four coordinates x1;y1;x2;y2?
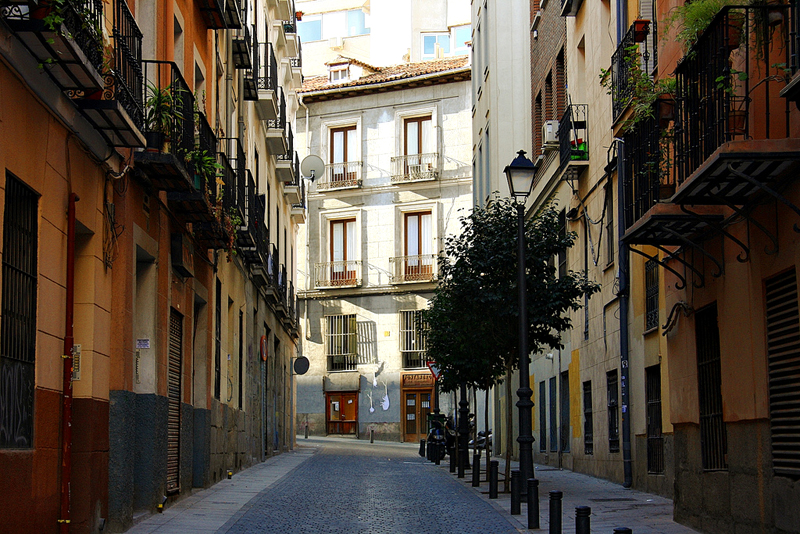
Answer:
400;311;429;368
539;381;547;451
346;9;369;36
329;65;349;83
452;25;471;55
404;211;433;280
326;314;357;371
549;376;558;452
606;182;614;265
0;174;38;449
646;365;664;474
297;15;321;41
765;269;800;478
560;371;570;453
330;219;357;285
404;116;433;157
696;303;727;470
645;259;659;331
329;125;358;186
608;369;620;452
422;33;450;59
583;381;593;455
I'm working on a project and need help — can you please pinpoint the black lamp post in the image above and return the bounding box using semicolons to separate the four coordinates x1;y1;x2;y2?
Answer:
504;150;537;486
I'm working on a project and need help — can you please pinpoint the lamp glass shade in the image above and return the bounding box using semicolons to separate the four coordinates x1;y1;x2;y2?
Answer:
504;150;536;199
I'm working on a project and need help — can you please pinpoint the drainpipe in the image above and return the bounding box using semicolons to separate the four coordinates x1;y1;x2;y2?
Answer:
59;192;78;533
615;140;633;488
298;96;312;337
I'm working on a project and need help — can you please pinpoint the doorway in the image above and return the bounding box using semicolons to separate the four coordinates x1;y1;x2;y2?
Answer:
402;390;432;442
326;392;358;435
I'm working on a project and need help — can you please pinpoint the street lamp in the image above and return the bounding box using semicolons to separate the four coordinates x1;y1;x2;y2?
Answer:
504;149;537;486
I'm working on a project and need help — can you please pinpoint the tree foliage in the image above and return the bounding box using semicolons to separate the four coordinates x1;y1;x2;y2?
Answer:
425;197;599;393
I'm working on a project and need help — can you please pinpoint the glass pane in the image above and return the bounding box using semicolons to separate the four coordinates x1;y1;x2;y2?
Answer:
332;223;344;263
407;215;419;256
420;214;432;255
333;131;344;163
438;35;450;54
346;220;356;262
406;121;419;156
346;128;357;161
454;26;470;52
423;35;436;55
297;18;322;42
347;9;366;36
421;119;432;153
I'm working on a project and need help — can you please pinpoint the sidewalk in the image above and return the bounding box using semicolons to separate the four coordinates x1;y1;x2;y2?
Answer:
428;452;699;534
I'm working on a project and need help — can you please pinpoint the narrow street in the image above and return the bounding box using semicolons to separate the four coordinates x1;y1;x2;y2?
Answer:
126;437;698;534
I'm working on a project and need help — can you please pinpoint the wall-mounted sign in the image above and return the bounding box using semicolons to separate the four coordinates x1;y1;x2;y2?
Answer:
402;373;434;388
136;339;150;349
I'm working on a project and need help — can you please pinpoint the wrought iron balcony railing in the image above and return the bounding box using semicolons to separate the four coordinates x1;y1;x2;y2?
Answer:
277;123;293;161
197;0;226;29
256;41;279;92
291;176;306;210
390;255;437;283
610;21;654;122
223;0;242;29
317;162;363;190
558;104;589;171
327;354;357;372
674;4;794;184
283;4;296;33
219;137;246;224
267;86;286;130
390;153;439;183
314;260;362;288
232;24;252;69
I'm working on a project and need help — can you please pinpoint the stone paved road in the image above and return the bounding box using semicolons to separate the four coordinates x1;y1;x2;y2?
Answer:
219;439;521;534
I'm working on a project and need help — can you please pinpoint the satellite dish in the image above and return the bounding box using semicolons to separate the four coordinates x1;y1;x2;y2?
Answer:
294;356;310;375
300;155;325;181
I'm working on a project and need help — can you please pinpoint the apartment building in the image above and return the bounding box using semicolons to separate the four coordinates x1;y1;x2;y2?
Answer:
0;0;304;530
294;56;473;442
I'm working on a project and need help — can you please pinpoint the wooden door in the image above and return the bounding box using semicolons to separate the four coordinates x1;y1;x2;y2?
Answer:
403;390;432;442
327;392;358;435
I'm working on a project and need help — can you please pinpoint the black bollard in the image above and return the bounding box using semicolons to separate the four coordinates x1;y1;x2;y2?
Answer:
419;439;426;457
549;490;563;534
576;506;591;534
449;449;456;473
370;429;374;443
304;424;309;439
527;478;540;529
613;529;632;534
510;470;521;515
489;461;498;499
472;452;481;487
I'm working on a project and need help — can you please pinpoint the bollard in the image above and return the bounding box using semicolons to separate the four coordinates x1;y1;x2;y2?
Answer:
304;424;309;439
489;461;498;499
527;478;540;529
613;529;632;534
549;490;563;534
370;429;374;443
472;452;481;487
419;439;426;457
575;506;591;534
510;470;521;515
458;448;465;479
449;449;456;473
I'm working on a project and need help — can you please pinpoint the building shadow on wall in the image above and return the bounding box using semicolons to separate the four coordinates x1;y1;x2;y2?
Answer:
357;320;377;365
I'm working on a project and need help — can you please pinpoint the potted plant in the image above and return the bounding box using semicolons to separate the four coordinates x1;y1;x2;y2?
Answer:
185;149;221;190
144;81;184;151
663;0;742;52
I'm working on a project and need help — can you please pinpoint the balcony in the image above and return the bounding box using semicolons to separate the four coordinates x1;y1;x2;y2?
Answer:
314;260;362;288
235;169;257;250
73;0;144;147
622;5;800;287
290;41;303;87
253;42;279;120
197;0;226;29
134;60;196;190
610;21;654;123
265;88;288;155
282;8;299;57
280;281;297;326
276;125;294;182
389;254;437;284
222;0;242;30
558;104;589;181
272;0;291;21
317;162;363;191
283;176;301;206
780;0;800;102
219;137;246;226
560;0;584;17
3;0;105;91
390;153;439;183
254;244;282;299
277;264;288;312
242;191;268;265
271;20;287;53
290;177;306;223
231;25;252;69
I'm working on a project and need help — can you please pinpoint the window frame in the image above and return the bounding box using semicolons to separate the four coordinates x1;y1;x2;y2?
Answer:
400;310;429;369
421;32;451;59
607;369;620;453
325;314;357;371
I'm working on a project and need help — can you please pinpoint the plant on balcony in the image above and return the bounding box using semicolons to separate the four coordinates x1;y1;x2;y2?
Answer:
185;149;221;190
663;0;742;51
144;81;184;150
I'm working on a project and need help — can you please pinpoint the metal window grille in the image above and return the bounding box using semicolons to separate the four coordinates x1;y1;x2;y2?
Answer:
765;270;800;478
560;371;570;453
166;309;182;493
608;370;620;453
539;381;547;452
584;381;593;455
326;314;357;371
646;365;664;474
0;174;38;449
549;376;558;452
645;259;659;331
606;184;614;265
400;311;428;368
695;303;727;471
214;279;221;399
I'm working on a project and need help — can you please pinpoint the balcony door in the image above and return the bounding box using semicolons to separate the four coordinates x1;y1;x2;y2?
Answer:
404;116;432;175
330;218;356;285
330;126;357;184
404;211;433;280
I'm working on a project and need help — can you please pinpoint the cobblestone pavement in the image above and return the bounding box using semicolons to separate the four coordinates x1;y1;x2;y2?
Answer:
219;438;522;533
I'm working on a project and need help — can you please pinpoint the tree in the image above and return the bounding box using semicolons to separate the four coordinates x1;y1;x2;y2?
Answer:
425;196;598;485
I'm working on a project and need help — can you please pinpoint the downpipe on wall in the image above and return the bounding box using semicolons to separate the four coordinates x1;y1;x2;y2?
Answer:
614;139;633;488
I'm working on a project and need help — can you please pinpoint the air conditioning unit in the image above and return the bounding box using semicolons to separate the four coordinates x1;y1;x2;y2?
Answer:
543;120;559;146
329;37;344;50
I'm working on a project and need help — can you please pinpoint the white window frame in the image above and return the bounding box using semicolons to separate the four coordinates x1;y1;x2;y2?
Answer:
421;32;451;59
394;106;438;160
395;202;438;260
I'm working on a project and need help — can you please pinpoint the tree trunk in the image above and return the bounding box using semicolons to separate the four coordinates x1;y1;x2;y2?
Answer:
484;386;490;482
504;362;513;493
